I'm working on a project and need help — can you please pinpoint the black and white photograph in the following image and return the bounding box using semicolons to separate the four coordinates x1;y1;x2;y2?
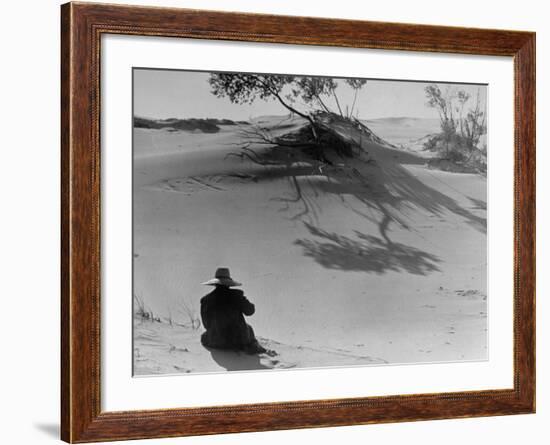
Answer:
132;68;488;376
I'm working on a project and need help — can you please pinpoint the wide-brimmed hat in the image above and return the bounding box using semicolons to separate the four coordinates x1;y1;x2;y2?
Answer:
202;268;242;287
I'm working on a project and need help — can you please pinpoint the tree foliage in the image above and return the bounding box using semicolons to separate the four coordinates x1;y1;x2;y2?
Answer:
294;77;337;113
209;73;293;105
461;90;486;151
208;72;367;121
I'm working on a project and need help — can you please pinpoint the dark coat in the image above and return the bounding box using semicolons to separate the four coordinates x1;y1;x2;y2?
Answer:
200;286;258;350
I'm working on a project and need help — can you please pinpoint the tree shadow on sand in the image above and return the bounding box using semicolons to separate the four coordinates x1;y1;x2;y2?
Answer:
311;145;487;238
230;125;486;238
294;222;441;275
228;121;485;276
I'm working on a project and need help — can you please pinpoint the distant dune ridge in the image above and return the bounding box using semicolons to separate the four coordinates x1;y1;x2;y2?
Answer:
134;113;395;147
134;116;249;133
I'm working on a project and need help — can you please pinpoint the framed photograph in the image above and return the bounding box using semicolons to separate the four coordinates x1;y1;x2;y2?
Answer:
61;2;535;442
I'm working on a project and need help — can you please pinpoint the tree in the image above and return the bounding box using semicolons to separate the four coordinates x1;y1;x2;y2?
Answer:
294;76;337;114
461;90;486;155
209;73;321;137
424;84;487;163
425;85;457;157
456;89;470;137
208;73;368;137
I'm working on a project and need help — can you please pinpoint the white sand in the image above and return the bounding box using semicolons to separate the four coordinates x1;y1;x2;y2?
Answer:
133;116;487;375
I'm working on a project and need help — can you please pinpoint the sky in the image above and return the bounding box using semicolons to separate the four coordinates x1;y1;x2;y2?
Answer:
133;68;487;121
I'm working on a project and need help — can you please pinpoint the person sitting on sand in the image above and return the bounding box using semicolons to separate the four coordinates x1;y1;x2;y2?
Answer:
200;268;266;354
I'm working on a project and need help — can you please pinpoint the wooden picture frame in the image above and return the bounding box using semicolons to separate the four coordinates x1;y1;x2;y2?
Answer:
61;2;535;442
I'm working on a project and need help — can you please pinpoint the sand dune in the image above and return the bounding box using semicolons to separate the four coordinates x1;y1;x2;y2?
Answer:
134;316;385;376
133;115;487;375
364;117;440;151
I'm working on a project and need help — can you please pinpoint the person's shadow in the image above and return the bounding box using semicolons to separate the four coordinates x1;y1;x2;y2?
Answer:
207;347;270;371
